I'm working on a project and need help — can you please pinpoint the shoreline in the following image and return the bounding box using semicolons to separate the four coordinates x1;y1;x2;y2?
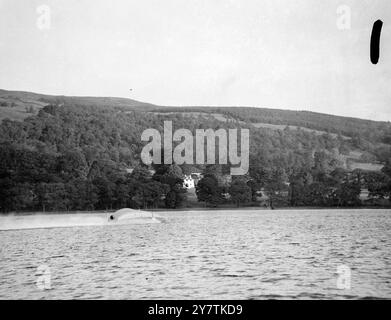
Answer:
1;206;391;216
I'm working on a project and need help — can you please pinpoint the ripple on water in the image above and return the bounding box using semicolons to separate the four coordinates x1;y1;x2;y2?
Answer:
0;209;390;299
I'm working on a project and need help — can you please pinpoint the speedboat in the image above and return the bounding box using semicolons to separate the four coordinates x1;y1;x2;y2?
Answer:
107;208;162;224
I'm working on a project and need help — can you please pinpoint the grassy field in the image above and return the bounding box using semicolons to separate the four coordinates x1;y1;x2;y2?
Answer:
349;162;384;171
151;111;352;140
0;106;38;121
252;122;351;139
0;89;157;121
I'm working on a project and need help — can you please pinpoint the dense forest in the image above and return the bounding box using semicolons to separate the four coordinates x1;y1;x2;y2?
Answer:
0;90;391;212
155;106;391;147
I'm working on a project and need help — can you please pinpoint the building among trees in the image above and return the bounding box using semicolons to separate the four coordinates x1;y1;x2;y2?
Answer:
183;173;202;189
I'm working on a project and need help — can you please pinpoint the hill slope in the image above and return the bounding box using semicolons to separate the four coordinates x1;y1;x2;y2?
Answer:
0;89;157;121
152;106;391;144
1;89;390;143
1;92;391;211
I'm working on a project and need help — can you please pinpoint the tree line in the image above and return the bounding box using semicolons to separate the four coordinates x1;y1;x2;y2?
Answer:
0;103;390;212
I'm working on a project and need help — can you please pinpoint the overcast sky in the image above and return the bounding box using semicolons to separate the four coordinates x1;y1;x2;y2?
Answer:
0;0;390;121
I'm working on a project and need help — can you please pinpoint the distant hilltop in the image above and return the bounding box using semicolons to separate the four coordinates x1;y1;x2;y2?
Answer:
0;88;390;146
0;88;157;121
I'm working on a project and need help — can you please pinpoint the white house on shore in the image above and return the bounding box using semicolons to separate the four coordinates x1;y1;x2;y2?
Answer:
183;173;202;189
126;168;204;190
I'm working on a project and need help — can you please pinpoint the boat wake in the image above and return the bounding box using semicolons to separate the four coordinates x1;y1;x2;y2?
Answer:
0;209;162;231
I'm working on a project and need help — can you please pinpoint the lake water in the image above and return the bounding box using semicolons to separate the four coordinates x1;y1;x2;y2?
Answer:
0;209;390;299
